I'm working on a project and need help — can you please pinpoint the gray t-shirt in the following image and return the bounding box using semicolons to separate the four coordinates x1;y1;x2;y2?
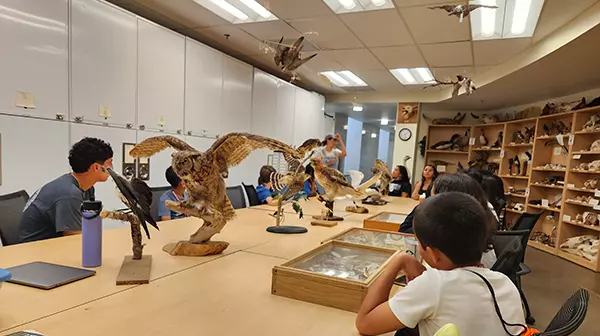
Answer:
19;174;95;243
313;147;342;170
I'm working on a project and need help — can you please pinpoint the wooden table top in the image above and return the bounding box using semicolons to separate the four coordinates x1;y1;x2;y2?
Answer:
0;198;418;335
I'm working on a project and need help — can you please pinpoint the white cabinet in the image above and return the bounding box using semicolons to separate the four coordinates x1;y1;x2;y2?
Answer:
137;19;185;134
250;70;278;139
275;82;296;144
221;56;252;134
0;0;68;120
137;131;185;188
71;0;137;127
185;38;223;137
0;115;70;195
293;89;326;146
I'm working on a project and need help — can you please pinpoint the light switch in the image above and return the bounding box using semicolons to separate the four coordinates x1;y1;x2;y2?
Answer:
15;91;36;109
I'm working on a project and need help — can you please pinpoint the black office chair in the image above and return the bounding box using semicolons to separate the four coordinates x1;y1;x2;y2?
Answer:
150;186;171;221
495;230;535;324
491;233;523;278
0;190;30;246
538;289;589;335
226;186;246;209
242;183;261;206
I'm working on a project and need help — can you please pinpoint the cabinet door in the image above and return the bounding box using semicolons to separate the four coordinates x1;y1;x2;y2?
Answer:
137;19;185;134
250;70;278;139
221;57;252;134
0;0;68;120
293;89;326;146
0;115;69;195
184;135;215;152
137;131;184;187
275;81;296;144
185;39;223;137
71;0;137;127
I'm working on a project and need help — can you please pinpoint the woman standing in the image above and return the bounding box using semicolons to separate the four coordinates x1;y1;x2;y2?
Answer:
388;165;412;198
313;134;347;170
411;164;438;200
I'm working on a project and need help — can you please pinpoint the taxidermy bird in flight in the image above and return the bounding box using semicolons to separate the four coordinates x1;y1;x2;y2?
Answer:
424;75;476;97
429;3;498;22
130;133;318;244
105;167;159;239
271;36;317;81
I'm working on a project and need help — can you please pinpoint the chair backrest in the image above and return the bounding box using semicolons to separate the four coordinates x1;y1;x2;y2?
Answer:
495;229;530;261
348;170;364;188
491;234;523;278
0;190;30;246
513;212;543;231
541;289;589;336
150;186;171;221
242;183;261;206
226;186;246;209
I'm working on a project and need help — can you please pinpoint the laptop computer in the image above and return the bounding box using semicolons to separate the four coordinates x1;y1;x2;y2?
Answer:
6;261;96;290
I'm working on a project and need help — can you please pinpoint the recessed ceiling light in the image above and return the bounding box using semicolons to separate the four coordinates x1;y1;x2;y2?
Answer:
371;133;377;138
343;125;348;130
470;0;544;40
321;0;394;14
361;130;366;135
319;71;368;87
380;118;389;126
389;68;435;85
194;0;278;24
353;105;364;112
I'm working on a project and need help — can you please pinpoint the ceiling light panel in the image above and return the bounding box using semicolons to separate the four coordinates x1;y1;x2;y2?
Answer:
319;71;369;87
194;0;278;24
321;0;394;14
470;0;544;40
389;68;435;85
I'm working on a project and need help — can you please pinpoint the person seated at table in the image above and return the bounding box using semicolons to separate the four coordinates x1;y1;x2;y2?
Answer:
389;165;412;198
256;165;279;206
303;164;321;197
356;192;526;336
19;138;113;243
158;166;187;221
461;169;503;223
411;164;438;200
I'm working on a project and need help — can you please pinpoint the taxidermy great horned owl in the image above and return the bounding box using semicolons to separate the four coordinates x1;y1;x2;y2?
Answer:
130;133;320;244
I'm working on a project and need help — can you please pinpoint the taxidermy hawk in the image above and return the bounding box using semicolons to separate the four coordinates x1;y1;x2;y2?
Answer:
105;167;159;239
129;133;318;244
429;3;498;22
273;36;317;73
372;159;392;196
311;158;381;201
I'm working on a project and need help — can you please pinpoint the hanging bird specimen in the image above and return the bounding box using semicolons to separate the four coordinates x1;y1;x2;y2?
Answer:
130;133;319;255
428;3;498;23
101;168;159;260
268;36;317;81
424;75;476;97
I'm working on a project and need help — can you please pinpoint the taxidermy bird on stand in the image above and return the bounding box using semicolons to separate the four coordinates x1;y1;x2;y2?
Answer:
479;129;488;147
130;133;316;256
428;3;498;22
372;159;392;196
492;131;503;148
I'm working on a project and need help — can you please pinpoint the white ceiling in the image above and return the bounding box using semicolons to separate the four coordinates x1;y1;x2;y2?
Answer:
108;0;600;100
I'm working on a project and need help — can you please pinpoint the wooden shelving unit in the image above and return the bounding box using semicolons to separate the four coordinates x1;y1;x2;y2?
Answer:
424;124;472;174
423;106;600;271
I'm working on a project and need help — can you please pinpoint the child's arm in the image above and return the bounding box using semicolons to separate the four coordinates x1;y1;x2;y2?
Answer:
356;254;425;335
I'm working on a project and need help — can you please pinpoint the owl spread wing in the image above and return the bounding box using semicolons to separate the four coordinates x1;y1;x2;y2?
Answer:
107;168;159;239
130;136;196;158
428;5;455;13
281;138;321;172
207;133;301;171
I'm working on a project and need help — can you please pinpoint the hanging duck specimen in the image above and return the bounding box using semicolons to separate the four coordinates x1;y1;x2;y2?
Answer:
424;75;477;97
261;36;317;82
428;3;498;23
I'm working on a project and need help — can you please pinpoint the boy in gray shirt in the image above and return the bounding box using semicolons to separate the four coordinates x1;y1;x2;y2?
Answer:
19;138;113;243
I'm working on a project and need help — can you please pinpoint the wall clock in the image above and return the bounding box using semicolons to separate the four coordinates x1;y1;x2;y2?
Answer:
399;128;412;141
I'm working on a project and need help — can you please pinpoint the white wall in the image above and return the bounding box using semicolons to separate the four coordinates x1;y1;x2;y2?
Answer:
0;0;325;228
345;117;363;173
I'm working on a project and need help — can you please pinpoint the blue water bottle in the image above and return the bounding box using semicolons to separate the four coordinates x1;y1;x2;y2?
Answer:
81;200;103;268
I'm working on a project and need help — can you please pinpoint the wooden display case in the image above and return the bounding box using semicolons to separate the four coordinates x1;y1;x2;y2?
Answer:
363;212;407;232
323;227;419;256
272;241;398;312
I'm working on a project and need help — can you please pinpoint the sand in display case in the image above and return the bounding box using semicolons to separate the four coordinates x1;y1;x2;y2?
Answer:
363;212;407;232
272;241;397;312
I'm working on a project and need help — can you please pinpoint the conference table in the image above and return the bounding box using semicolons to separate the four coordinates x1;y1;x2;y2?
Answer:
0;196;417;335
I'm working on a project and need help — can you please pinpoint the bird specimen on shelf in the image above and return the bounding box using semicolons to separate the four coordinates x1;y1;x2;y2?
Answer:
491;131;503;148
513;130;526;143
471;113;499;124
268;36;317;82
428;3;498;22
372;159;392;196
513;155;521;176
130;133;319;245
423;112;465;125
430;138;456;150
101;168;159;260
452;129;470;151
424;75;476;97
479;129;488;146
523;126;535;143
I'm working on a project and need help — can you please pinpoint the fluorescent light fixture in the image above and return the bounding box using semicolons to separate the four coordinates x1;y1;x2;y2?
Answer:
380;118;389;126
239;0;272;18
362;130;366;135
470;0;544;40
321;0;394;14
319;71;368;87
390;68;435;85
353;105;363;112
209;0;248;20
343;125;348;130
371;133;377;138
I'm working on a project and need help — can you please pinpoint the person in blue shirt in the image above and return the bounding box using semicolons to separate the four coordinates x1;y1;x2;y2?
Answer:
256;165;280;206
303;164;320;197
158;166;187;221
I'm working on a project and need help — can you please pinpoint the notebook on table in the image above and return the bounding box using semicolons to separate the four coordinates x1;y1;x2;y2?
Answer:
6;261;96;290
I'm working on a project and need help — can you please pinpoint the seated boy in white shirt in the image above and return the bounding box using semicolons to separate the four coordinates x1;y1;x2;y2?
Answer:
356;192;526;336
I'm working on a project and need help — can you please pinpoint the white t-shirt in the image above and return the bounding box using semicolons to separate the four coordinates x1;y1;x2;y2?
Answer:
314;147;342;169
389;267;525;336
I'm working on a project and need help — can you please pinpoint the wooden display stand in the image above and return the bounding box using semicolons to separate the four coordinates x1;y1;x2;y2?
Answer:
163;241;229;256
116;255;152;285
311;200;344;222
363;212;407;232
272;241;397;312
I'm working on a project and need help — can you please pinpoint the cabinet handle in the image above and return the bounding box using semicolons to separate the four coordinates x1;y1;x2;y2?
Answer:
126;123;133;129
187;131;192;136
55;114;65;121
177;129;182;134
139;125;145;130
74;116;83;123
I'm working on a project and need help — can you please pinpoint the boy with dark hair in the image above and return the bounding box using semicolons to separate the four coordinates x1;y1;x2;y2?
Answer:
19;137;113;243
256;165;278;206
356;192;525;336
158;166;187;221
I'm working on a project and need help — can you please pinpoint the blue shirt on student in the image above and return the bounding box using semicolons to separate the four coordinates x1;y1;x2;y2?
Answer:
158;190;186;220
256;185;272;204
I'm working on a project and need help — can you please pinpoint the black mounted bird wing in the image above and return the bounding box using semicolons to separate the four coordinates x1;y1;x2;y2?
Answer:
428;5;456;13
107;168;159;239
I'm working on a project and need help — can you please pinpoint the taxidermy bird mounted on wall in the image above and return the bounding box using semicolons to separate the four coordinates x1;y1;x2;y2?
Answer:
269;36;317;82
101;168;159;260
428;3;498;22
130;133;317;249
